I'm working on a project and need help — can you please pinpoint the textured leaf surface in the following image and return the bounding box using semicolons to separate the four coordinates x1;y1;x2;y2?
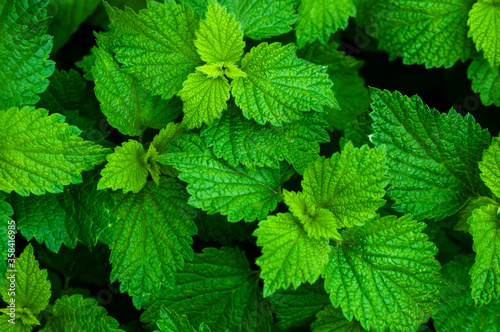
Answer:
0;195;13;285
480;136;500;198
302;142;387;228
0;106;109;196
156;134;289;222
468;0;500;70
468;55;500;107
219;0;298;40
12;169;115;253
370;88;491;220
0;0;55;109
468;204;500;304
155;309;198;332
0;244;50;329
295;0;356;48
232;42;337;126
109;178;197;309
98;140;150;194
433;255;500;332
194;1;244;63
94;40;181;136
374;0;475;68
178;72;230;129
202;105;329;172
311;305;366;332
40;294;121;331
323;215;443;332
254;213;330;297
142;247;271;332
106;0;200;99
269;281;330;329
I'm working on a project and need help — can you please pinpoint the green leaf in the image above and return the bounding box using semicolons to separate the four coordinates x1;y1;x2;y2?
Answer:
178;71;230;129
0;244;51;329
0;195;13;286
142;247;272;332
202;105;329;173
0;106;109;196
283;190;342;240
0;0;55;109
341;111;373;149
373;0;475;68
269;281;331;329
302;142;387;228
468;55;500;107
151;122;184;177
97;140;152;194
311;305;366;332
40;294;121;331
254;213;331;297
295;0;356;48
156;133;290;222
155;308;198;332
468;0;500;70
106;0;200;99
433;255;500;332
468;204;500;304
219;0;298;40
370;88;491;221
94;39;181;136
47;0;101;52
109;178;197;309
75;49;96;81
11;169;115;252
231;42;337;126
194;0;244;64
323;215;443;332
480;136;500;198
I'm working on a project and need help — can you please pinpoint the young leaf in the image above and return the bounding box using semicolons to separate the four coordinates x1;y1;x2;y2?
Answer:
0;0;55;109
142;247;271;332
468;0;500;70
0;244;51;330
468;55;500;107
311;305;366;332
468;204;500;304
40;294;121;331
156;133;291;222
12;169;116;253
373;0;475;68
254;213;331;297
97;140;151;194
94;39;181;136
323;215;443;332
105;0;200;99
178;72;231;129
194;0;245;64
109;178;197;309
302;142;388;228
370;88;491;220
295;0;356;48
231;42;338;126
0;106;109;196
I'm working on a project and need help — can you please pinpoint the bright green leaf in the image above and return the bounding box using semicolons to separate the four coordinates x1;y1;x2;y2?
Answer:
194;0;245;64
311;305;366;332
323;215;443;332
151;122;184;177
142;247;272;332
155;308;197;332
373;0;475;68
0;0;55;109
468;0;500;70
178;71;230;129
106;0;200;99
295;0;356;48
302;142;387;228
0;106;109;196
232;42;338;126
480;136;500;198
370;88;491;220
156;133;291;222
109;178;197;309
0;195;13;286
468;54;500;107
254;213;331;297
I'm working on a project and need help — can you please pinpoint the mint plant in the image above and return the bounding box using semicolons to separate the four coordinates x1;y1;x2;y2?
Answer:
1;0;500;331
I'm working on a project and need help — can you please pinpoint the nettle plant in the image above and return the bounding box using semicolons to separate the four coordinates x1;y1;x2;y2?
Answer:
1;0;500;331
